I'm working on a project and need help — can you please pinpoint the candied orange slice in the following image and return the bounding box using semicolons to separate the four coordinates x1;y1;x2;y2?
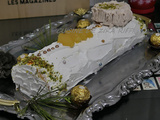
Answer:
58;33;75;48
57;29;93;47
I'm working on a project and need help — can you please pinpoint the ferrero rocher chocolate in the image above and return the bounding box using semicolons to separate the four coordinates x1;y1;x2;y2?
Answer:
17;54;28;63
71;85;90;106
150;33;160;46
74;8;88;16
77;19;91;28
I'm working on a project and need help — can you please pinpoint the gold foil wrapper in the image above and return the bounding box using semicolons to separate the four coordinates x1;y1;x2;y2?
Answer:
150;33;160;46
74;8;88;16
17;53;28;63
77;19;91;28
71;85;90;105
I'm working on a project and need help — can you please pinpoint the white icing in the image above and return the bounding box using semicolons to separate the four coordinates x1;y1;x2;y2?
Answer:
11;18;146;97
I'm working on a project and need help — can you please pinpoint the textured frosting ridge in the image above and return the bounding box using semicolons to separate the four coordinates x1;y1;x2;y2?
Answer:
91;1;133;27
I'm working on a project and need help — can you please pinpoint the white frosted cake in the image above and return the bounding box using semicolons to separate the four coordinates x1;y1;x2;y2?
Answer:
11;1;146;97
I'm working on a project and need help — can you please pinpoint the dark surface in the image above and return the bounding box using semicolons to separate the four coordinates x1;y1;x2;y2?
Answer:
0;1;160;120
93;82;160;120
0;15;64;46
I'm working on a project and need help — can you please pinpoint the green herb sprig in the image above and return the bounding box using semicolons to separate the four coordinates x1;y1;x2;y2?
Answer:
24;20;57;52
18;86;73;120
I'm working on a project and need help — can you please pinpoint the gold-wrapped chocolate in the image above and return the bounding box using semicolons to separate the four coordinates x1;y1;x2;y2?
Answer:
74;8;88;16
71;85;90;106
17;53;28;63
150;33;160;46
77;19;91;28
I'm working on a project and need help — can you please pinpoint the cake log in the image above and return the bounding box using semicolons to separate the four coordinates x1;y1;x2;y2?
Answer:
11;17;146;97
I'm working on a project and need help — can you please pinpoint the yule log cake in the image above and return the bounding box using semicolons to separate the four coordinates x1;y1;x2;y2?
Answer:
11;1;146;97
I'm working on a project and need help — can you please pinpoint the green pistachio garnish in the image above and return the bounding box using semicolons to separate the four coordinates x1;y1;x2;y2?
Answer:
19;54;63;82
99;3;119;10
41;71;46;74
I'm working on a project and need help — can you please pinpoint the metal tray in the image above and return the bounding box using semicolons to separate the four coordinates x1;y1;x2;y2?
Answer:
0;11;160;120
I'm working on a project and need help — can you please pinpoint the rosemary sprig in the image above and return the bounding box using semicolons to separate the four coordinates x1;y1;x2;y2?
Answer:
18;86;73;120
24;20;57;52
30;102;56;120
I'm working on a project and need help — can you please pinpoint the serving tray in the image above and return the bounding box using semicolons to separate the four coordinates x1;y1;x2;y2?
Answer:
0;11;160;120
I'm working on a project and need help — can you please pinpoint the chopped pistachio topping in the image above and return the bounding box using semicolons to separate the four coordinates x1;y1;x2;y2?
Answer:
99;3;119;10
41;71;47;74
19;54;63;82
